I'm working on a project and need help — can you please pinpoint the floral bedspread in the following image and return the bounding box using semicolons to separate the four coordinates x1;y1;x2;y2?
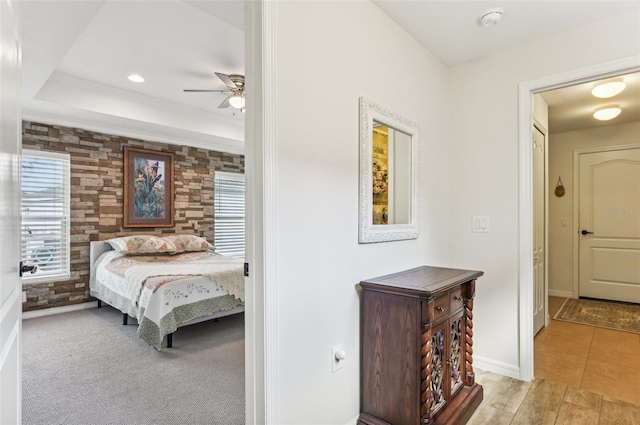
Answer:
90;250;244;349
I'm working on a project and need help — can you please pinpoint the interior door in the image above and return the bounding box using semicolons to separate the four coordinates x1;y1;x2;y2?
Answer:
579;148;640;303
0;0;22;423
533;125;545;335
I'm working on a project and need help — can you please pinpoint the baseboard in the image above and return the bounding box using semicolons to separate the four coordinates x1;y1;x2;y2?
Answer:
474;355;521;380
343;415;359;425
22;301;98;320
548;290;573;298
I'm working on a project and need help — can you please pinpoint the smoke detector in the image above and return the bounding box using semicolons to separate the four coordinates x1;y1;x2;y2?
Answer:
479;8;504;27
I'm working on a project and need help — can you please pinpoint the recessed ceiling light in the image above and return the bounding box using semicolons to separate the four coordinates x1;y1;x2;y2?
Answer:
127;74;145;83
479;8;504;27
591;80;625;98
593;104;621;121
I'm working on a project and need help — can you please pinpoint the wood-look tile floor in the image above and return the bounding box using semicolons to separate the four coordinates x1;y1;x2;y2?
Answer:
467;297;640;425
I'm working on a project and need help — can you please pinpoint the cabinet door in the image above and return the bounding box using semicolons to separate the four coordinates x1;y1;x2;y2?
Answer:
449;311;465;398
427;320;449;416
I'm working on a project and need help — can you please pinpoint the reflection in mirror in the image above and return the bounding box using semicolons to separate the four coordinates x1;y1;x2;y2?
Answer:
372;123;412;225
359;97;419;243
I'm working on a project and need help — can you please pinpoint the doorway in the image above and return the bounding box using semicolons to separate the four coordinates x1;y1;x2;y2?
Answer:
518;58;640;382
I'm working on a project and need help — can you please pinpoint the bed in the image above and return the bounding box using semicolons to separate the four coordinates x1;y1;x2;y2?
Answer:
89;238;244;350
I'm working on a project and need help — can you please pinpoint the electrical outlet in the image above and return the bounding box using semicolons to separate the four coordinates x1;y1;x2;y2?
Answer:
332;344;346;373
22;291;27;303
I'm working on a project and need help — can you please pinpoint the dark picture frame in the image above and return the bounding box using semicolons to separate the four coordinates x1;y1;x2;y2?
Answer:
123;147;175;228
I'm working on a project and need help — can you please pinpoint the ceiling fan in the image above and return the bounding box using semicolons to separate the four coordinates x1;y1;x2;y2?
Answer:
184;72;245;109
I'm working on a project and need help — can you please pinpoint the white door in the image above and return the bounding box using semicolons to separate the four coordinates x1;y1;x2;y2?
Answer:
0;0;22;423
579;148;640;303
533;125;545;335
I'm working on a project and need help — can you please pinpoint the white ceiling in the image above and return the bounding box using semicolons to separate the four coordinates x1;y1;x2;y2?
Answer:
21;0;246;154
540;71;640;134
20;1;640;154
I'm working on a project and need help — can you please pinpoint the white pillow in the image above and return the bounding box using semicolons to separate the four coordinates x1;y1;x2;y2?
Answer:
161;235;214;253
106;235;177;255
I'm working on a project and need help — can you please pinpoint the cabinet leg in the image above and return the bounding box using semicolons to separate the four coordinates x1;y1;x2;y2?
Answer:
464;281;476;386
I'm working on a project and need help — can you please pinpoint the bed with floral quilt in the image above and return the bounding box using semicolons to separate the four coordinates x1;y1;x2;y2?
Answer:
89;235;244;350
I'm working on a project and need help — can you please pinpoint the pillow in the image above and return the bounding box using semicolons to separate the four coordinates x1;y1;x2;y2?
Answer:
106;235;177;255
161;235;214;253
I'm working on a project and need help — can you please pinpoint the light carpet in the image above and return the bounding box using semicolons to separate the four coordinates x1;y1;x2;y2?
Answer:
22;306;245;425
553;297;640;334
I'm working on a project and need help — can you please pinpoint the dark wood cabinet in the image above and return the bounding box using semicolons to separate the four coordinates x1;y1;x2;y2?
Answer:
358;266;484;425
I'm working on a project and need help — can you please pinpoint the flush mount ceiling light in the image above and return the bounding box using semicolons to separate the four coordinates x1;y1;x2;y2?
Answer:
127;74;145;83
593;104;621;121
591;80;626;98
479;8;504;27
228;90;245;109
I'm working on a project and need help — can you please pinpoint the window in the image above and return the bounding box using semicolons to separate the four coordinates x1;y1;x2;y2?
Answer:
214;171;245;257
21;150;71;281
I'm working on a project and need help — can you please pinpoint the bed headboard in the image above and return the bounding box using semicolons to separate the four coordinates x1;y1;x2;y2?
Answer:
90;241;113;267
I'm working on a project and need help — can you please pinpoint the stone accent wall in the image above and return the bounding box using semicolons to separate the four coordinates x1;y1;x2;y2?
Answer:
21;121;244;312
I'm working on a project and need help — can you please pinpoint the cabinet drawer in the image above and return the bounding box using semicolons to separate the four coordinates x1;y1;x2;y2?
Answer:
432;295;449;321
450;287;464;311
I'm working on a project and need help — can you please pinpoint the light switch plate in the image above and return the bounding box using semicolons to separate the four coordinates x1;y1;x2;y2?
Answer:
472;216;490;233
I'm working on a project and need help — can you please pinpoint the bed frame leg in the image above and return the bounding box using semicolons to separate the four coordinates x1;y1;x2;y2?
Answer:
123;314;128;326
167;333;173;348
97;300;102;308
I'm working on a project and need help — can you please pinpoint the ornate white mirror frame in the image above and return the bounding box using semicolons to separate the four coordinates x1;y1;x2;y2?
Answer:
359;97;420;243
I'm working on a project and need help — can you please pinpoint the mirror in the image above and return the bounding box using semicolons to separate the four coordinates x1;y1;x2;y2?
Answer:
359;97;419;243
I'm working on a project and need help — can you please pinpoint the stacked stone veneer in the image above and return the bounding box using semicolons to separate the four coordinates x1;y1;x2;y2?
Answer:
21;121;244;312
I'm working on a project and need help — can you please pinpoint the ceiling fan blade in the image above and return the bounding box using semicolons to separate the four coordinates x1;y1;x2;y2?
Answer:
215;72;238;89
218;95;231;109
183;89;229;93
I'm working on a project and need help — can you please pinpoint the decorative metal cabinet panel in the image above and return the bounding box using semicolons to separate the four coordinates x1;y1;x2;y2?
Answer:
358;266;484;425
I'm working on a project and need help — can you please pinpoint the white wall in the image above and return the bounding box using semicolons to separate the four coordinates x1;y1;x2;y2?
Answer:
548;122;640;296
272;1;450;423
448;12;640;375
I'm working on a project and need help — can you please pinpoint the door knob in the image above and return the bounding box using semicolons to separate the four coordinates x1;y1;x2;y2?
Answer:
20;261;37;277
581;230;594;235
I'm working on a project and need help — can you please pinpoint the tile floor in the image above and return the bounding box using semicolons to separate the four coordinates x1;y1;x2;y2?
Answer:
466;297;640;425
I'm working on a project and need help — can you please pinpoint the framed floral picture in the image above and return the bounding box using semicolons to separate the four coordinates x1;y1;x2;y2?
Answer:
123;147;175;227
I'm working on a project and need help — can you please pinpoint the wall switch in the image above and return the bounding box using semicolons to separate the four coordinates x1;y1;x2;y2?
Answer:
472;216;490;233
561;218;567;227
332;344;346;373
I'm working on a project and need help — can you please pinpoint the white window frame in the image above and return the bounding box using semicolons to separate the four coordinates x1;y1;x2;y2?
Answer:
214;171;245;258
21;149;71;283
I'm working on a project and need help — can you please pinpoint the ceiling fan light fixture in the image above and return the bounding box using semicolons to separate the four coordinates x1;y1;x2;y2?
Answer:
591;80;626;98
127;74;145;83
593;104;621;121
228;91;245;109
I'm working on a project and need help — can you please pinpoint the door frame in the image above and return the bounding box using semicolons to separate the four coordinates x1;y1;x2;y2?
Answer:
518;55;640;382
572;144;640;298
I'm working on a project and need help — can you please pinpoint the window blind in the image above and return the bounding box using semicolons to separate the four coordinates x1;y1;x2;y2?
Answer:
214;171;245;258
21;150;71;281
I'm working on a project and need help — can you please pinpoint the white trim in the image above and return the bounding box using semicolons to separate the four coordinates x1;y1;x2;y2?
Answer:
262;1;278;422
518;55;640;382
571;142;640;299
342;416;360;425
548;290;573;298
22;301;98;320
474;356;521;380
0;286;20;324
0;320;19;376
244;1;277;423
